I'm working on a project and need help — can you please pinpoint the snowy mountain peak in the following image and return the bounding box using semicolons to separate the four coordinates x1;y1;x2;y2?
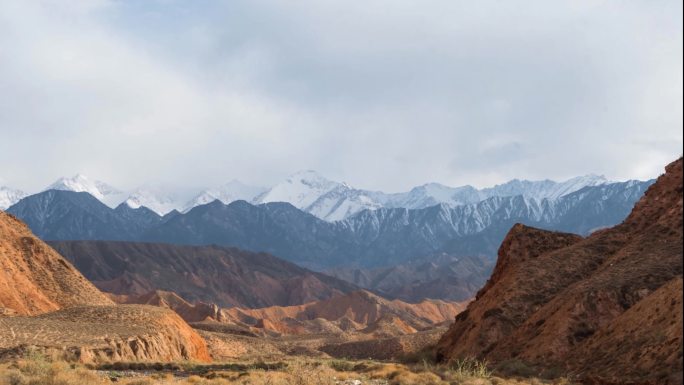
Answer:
0;185;28;210
124;187;180;216
45;174;123;206
255;170;343;209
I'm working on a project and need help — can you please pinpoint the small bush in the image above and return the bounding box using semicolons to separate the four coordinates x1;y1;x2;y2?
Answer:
448;356;492;378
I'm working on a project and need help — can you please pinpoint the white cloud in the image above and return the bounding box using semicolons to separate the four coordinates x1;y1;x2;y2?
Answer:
0;0;681;193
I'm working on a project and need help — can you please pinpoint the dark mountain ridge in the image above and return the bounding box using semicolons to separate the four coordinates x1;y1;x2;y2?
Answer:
7;180;653;269
49;240;358;308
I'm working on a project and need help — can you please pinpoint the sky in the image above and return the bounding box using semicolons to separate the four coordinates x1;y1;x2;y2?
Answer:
0;0;682;193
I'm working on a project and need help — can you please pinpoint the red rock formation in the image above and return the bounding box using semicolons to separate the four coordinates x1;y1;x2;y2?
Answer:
0;212;113;315
0;212;210;363
436;158;683;384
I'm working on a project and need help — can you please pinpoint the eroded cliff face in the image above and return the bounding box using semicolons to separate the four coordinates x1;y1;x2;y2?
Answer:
0;305;210;363
436;158;683;384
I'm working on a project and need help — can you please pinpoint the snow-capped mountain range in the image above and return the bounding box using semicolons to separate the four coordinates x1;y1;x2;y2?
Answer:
124;187;182;216
183;180;267;213
2;171;613;219
45;174;127;207
0;185;28;210
251;171;611;221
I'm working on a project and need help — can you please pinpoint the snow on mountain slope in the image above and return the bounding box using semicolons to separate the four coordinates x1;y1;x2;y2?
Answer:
45;174;125;207
124;187;181;216
250;171;616;221
480;174;609;201
382;183;482;209
254;170;343;208
253;171;387;221
21;171;615;221
306;185;384;221
0;186;27;210
182;180;266;212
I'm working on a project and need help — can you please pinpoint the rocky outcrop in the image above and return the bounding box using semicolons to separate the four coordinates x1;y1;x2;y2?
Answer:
436;158;683;384
0;211;113;315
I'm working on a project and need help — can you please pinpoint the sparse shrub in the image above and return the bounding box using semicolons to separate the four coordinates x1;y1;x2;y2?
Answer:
16;352;49;378
448;356;492;379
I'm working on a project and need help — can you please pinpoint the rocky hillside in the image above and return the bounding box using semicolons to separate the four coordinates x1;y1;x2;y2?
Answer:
49;241;358;308
0;212;209;363
0;211;113;315
436;158;683;384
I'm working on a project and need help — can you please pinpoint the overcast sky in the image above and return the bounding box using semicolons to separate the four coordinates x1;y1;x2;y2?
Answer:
0;1;682;193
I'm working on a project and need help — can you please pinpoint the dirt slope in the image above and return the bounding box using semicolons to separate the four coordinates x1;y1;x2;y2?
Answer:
0;212;113;315
436;158;683;384
0;305;210;363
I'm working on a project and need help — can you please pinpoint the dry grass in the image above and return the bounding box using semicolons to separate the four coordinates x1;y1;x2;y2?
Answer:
0;354;577;385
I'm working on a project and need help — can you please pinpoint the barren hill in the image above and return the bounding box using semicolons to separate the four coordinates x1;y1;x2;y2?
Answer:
0;212;209;363
220;290;468;337
0;305;210;363
48;241;358;308
436;158;683;384
0;211;112;315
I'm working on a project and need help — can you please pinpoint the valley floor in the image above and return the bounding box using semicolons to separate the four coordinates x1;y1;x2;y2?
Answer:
0;355;577;385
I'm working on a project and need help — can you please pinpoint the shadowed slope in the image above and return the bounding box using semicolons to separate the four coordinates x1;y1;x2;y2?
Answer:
49;240;358;308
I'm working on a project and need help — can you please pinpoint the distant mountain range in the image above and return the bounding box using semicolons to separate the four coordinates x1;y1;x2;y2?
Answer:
6;178;653;270
2;170;615;219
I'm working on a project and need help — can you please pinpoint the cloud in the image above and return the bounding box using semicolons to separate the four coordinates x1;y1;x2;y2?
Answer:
0;0;681;193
